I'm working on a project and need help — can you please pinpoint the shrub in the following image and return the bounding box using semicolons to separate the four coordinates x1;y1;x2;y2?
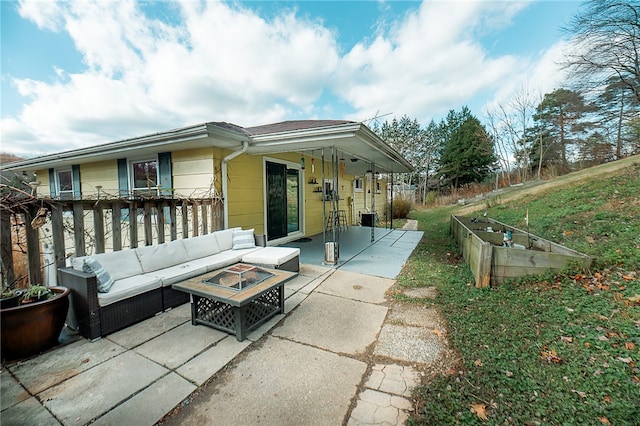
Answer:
387;196;414;219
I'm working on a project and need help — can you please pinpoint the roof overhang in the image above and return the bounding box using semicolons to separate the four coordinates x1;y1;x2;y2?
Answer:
1;121;413;176
247;122;414;175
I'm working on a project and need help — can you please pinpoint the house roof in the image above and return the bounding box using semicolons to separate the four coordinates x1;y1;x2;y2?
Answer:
1;120;413;175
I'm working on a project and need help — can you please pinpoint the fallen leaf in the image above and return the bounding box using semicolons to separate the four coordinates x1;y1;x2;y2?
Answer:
474;359;483;367
604;395;611;404
599;417;611;425
622;275;636;281
626;294;640;304
617;357;633;364
432;329;444;337
598;335;609;341
505;370;514;377
586;236;595;244
572;389;587;398
561;336;574;343
541;349;563;363
470;403;488;421
626;342;636;350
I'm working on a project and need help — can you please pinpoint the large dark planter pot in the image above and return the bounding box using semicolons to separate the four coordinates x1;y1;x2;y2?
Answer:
1;286;70;361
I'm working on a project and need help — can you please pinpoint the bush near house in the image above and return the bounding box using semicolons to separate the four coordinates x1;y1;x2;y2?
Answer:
387;196;414;219
401;161;640;425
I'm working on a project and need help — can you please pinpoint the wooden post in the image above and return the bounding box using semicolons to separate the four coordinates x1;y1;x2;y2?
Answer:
25;208;42;285
169;202;177;241
477;242;493;288
129;201;138;248
93;202;105;254
50;205;66;269
192;201;199;237
144;202;152;246
0;211;15;286
201;202;208;234
112;202;122;251
73;202;85;257
157;201;165;244
181;202;189;239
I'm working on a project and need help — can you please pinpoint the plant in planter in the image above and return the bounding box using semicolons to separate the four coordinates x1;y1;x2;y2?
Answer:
1;285;70;361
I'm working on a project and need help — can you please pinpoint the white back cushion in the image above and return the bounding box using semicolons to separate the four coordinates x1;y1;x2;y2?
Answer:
91;249;144;281
182;233;221;260
136;239;189;273
214;227;241;251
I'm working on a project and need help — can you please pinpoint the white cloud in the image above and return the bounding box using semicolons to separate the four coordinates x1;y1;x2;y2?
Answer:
2;0;570;157
335;0;528;123
3;0;340;155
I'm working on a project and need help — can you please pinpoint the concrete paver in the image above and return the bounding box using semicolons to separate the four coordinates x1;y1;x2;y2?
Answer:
1;396;62;426
348;390;411;426
316;269;394;304
7;338;126;395
374;324;446;364
273;292;388;355
175;336;251;385
107;307;190;349
134;322;227;369
92;373;196;426
1;369;30;410
366;364;420;398
164;336;367;426
39;351;168;425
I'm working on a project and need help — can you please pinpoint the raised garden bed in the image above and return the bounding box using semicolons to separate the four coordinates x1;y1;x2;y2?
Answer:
451;215;592;287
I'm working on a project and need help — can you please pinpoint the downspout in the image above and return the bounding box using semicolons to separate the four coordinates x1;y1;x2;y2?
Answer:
222;141;249;229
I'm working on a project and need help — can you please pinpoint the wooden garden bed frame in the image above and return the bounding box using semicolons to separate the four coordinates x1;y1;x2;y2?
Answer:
451;215;592;288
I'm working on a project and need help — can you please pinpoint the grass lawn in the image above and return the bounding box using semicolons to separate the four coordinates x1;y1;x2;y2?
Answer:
398;161;640;425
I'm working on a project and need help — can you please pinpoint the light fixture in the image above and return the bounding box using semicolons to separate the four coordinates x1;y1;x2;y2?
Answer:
300;155;305;170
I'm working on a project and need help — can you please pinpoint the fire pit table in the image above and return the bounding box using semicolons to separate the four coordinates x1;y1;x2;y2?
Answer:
172;264;296;341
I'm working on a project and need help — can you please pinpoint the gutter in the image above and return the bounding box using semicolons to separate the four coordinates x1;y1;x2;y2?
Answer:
222;141;249;229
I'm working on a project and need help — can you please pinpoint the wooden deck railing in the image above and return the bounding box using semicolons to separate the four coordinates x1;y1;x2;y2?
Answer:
1;198;223;288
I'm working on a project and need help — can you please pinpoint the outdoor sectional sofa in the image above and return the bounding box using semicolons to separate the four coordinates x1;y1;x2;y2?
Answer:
58;228;300;340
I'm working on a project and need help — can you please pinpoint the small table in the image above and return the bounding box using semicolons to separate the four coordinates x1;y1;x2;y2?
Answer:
172;264;296;341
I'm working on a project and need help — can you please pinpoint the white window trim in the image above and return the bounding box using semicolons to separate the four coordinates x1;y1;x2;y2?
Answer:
55;168;73;197
129;157;159;195
354;177;364;193
262;156;305;245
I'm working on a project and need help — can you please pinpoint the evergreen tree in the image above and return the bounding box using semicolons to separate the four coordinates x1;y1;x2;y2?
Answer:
438;108;496;187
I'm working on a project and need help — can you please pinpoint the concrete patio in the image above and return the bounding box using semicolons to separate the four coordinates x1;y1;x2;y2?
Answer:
1;226;445;426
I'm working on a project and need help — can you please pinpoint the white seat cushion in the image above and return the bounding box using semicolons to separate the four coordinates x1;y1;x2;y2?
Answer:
146;262;208;287
242;247;300;267
97;275;162;307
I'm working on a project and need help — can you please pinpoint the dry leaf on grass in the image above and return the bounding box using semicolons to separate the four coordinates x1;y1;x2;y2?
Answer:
599;417;611;425
470;403;488;421
540;348;563;363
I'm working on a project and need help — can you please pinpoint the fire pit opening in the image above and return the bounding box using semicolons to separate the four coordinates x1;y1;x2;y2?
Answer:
203;264;275;291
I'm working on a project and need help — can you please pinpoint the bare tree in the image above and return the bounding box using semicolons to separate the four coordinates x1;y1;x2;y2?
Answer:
563;0;640;102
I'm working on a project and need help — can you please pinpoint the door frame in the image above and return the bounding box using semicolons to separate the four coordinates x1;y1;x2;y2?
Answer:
262;156;305;245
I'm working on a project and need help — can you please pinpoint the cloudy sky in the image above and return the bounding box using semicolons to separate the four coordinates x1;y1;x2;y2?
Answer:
1;0;583;158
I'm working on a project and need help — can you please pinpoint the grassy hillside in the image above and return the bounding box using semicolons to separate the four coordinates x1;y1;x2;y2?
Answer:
398;159;640;425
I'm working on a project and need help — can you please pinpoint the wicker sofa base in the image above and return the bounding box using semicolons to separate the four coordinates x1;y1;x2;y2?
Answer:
59;267;166;340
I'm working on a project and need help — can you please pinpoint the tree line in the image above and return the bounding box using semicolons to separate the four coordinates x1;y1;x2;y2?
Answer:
374;0;639;201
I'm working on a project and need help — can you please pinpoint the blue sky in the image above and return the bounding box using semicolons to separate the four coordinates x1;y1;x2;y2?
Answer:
1;0;583;157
